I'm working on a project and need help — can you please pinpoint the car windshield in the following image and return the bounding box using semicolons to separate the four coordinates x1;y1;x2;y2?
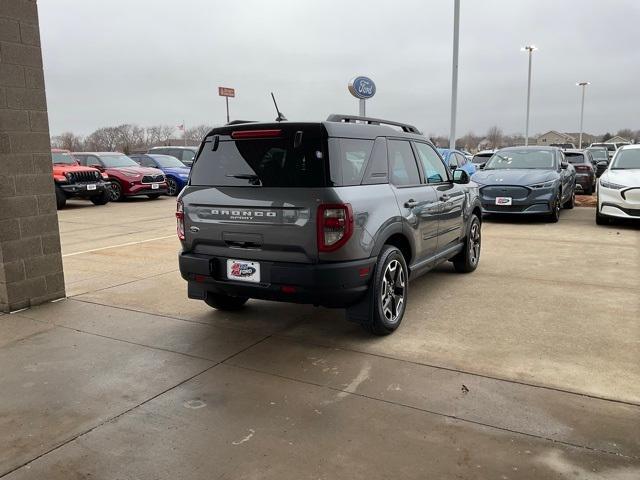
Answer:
611;149;640;169
565;154;585;164
150;155;186;168
587;149;608;160
51;152;77;165
100;155;138;167
484;150;556;170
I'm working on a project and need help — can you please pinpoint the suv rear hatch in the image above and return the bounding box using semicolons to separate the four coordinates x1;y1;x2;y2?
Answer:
182;123;333;264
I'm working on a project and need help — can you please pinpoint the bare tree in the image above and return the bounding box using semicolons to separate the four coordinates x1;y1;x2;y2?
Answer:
114;124;146;153
486;126;503;149
185;124;213;143
146;125;175;146
616;129;634;141
457;132;482;152
85;127;120;151
51;131;83;151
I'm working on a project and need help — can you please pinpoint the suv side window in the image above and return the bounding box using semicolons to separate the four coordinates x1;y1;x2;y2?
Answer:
414;142;449;183
456;152;467;166
138;156;156;167
86;156;102;168
362;137;388;185
181;150;196;164
388;140;420;187
448;152;458;168
328;138;373;186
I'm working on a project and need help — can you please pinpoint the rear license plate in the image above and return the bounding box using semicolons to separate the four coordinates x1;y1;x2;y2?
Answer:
86;184;97;191
151;183;159;189
495;197;512;206
227;260;260;283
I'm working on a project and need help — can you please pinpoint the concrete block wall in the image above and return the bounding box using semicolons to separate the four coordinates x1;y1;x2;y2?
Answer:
0;0;65;311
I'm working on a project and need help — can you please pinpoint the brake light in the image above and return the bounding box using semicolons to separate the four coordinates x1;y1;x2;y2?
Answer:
317;204;353;252
176;200;185;240
231;129;281;139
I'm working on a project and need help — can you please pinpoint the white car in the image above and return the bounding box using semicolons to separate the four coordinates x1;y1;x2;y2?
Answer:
596;145;640;224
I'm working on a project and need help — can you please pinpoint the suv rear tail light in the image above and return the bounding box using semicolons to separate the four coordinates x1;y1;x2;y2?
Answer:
231;129;281;139
317;204;353;252
575;165;591;172
176;200;185;240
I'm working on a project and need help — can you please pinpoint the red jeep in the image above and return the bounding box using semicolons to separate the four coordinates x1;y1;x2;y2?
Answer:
51;149;111;209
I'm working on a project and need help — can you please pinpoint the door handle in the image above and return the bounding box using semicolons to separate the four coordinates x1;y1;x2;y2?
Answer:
404;199;418;208
439;193;450;201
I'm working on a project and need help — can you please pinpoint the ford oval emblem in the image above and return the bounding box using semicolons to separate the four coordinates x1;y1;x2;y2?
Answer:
348;76;376;99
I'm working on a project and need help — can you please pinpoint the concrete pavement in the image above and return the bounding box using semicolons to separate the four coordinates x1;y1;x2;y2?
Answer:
1;197;639;478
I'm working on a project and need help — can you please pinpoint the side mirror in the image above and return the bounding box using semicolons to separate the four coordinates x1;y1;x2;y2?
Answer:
478;163;485;170
597;161;608;167
561;161;569;169
449;162;457;170
452;169;470;184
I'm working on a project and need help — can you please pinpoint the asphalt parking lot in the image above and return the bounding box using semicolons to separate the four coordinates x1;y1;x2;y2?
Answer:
1;197;639;479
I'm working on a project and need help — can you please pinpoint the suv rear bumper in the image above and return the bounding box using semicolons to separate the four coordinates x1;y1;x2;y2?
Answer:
179;252;376;308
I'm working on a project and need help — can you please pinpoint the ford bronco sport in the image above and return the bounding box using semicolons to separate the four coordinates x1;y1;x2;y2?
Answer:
178;115;482;334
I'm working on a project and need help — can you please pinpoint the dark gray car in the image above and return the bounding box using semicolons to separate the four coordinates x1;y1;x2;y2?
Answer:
177;115;483;335
472;146;576;222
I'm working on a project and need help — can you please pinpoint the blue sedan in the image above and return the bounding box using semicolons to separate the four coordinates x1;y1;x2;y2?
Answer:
437;148;477;177
130;154;190;196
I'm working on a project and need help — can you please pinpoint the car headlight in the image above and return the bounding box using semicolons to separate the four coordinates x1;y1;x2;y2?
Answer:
528;180;556;189
123;172;141;179
600;179;625;190
179;173;189;178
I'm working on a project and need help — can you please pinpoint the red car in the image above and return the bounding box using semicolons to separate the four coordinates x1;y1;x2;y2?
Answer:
51;149;111;209
72;152;168;201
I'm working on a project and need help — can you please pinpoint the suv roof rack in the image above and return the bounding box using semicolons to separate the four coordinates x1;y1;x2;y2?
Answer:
326;114;421;134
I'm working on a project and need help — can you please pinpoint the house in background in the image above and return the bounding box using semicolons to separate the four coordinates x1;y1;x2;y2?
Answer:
604;135;630;144
535;130;597;147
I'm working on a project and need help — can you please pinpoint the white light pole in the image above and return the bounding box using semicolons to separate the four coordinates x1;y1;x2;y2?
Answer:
577;81;590;149
521;45;537;146
449;0;460;150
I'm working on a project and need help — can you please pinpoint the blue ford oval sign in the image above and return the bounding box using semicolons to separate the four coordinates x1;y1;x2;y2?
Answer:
348;76;376;99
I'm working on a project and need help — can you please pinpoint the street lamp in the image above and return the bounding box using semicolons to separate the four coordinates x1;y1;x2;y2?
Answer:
576;82;590;149
521;45;537;146
449;0;460;150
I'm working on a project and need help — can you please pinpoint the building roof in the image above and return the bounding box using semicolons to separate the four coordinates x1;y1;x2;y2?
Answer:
605;135;630;143
537;130;575;141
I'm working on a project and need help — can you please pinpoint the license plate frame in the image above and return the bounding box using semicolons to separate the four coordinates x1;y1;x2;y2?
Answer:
86;184;97;191
495;196;512;206
226;259;260;283
151;183;159;190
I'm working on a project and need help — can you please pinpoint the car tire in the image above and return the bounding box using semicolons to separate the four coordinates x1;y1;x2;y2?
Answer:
167;177;179;196
90;189;110;205
563;189;575;209
546;190;561;223
204;292;249;311
363;245;408;336
147;194;161;199
453;214;481;273
109;181;123;202
55;185;66;209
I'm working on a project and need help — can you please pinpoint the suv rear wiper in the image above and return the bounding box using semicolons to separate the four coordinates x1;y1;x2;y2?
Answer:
226;173;261;186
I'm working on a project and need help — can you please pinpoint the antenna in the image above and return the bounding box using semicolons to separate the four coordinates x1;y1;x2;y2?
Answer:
271;92;287;122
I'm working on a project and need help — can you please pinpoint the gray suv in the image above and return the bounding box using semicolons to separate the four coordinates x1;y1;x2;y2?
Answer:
177;115;482;334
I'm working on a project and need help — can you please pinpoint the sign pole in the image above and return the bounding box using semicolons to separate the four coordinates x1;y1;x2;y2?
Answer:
359;99;365;117
226;97;230;124
218;86;236;124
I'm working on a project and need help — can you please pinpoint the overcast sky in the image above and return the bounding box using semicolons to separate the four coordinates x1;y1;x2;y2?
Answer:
39;0;640;138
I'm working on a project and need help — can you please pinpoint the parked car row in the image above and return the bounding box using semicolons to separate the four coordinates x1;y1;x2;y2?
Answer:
470;145;640;226
51;145;197;209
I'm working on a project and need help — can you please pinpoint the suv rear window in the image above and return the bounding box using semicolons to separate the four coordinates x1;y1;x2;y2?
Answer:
191;131;327;187
565;153;586;164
